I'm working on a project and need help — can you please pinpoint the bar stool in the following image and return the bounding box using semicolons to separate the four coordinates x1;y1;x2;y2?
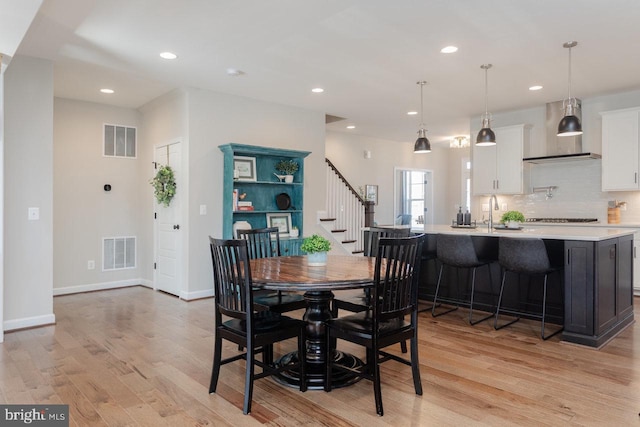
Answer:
494;237;563;340
432;234;494;325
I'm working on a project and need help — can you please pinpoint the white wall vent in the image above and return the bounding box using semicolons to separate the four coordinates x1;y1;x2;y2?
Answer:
104;124;137;158
103;236;136;271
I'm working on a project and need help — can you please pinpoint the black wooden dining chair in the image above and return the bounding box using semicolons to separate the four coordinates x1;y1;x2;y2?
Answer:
236;227;307;313
324;234;424;416
208;237;307;415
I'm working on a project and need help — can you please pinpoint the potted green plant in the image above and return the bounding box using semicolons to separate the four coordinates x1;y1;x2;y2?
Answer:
289;225;299;238
300;234;331;266
275;159;299;183
500;210;525;229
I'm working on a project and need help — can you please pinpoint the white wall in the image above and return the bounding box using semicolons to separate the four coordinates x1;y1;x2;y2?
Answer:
3;56;54;330
53;98;145;293
325;131;454;225
184;88;326;297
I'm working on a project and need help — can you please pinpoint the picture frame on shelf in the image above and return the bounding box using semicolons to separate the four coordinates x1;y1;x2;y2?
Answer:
233;156;257;181
266;212;292;236
365;184;378;205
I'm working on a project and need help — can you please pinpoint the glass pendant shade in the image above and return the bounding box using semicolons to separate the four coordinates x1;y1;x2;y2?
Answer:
414;128;431;153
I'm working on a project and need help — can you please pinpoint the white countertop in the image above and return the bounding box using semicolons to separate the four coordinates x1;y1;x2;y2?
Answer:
414;224;637;241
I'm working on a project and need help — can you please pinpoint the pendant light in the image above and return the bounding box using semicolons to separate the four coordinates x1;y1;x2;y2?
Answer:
476;64;496;146
413;81;431;153
558;41;583;137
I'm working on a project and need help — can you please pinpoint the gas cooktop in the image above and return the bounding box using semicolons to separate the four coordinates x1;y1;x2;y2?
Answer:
525;218;599;223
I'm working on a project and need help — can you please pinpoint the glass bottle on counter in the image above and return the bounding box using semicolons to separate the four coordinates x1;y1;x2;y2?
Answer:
463;208;471;225
456;207;464;225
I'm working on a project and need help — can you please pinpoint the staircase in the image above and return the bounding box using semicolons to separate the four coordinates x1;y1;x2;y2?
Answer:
322;159;373;254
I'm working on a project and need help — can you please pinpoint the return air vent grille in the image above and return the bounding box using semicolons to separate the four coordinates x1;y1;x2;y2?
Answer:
103;236;136;271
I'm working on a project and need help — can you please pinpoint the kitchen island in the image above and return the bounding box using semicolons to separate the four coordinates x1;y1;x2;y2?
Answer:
417;224;636;347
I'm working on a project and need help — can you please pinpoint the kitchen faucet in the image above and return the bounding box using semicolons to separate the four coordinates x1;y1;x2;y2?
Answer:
488;194;499;230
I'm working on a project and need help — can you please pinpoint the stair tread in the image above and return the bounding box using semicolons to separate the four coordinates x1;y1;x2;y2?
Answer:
320;218;336;222
342;240;356;244
352;250;364;254
331;229;347;233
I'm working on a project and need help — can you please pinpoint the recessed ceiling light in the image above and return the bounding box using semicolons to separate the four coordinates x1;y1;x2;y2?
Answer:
311;88;324;93
159;52;177;60
529;85;543;91
226;68;245;76
407;111;418;116
100;88;114;94
346;125;356;129
440;46;458;54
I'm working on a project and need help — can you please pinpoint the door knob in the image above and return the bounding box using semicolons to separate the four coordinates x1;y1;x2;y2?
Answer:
173;224;180;230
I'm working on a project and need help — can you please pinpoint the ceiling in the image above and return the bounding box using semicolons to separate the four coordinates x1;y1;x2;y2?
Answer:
8;0;640;145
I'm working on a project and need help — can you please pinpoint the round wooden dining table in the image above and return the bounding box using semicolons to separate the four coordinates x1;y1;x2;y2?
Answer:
250;254;375;390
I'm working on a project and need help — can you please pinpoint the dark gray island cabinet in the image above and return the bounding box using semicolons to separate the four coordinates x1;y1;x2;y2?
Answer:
418;225;636;348
564;235;634;347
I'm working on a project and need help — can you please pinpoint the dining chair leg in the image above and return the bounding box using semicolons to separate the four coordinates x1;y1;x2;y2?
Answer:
209;335;223;393
410;333;423;395
324;330;333;392
243;344;255;414
298;327;307;392
400;340;408;353
372;346;383;416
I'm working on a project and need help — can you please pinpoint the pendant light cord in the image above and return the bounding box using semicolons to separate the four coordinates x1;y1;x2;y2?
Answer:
567;45;572;100
419;81;425;128
484;66;489;116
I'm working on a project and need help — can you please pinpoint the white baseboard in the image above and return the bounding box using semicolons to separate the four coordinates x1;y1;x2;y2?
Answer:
54;278;151;296
4;313;56;332
180;288;214;301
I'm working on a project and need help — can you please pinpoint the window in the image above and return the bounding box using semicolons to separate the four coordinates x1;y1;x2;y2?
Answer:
104;124;136;158
103;237;136;270
462;158;471;211
395;169;432;226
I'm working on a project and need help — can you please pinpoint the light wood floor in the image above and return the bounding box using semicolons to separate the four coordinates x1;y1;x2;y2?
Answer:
2;286;640;426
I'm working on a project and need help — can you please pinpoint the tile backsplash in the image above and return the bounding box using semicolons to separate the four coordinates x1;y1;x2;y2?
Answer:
473;160;640;224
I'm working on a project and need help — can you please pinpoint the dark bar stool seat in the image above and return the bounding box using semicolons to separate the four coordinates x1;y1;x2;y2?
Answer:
432;234;494;325
494;237;564;340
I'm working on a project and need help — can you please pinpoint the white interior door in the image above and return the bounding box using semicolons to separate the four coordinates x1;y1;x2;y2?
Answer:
154;142;182;296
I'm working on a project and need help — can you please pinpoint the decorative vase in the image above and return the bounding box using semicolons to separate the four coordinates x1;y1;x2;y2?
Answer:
232;220;252;237
507;221;520;229
289;228;299;238
307;251;327;266
284;175;294;183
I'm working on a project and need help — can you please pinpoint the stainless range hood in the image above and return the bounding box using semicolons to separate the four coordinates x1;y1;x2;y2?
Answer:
523;100;601;164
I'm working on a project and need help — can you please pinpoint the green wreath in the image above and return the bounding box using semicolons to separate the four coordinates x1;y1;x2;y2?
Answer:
150;165;176;206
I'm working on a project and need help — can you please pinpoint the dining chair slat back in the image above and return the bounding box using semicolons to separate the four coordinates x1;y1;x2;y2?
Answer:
236;227;306;313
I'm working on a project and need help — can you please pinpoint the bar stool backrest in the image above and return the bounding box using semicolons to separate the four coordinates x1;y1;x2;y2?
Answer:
499;238;551;274
436;234;480;267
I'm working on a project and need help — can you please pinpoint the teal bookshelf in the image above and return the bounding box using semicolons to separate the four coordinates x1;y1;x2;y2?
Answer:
219;143;310;255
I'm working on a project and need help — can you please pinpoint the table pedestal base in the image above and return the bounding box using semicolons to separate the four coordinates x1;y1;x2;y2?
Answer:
273;350;364;390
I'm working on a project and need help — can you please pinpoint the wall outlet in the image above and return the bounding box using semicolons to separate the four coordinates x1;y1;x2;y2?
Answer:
199;204;207;215
87;260;95;270
502;203;508;211
482;203;489;212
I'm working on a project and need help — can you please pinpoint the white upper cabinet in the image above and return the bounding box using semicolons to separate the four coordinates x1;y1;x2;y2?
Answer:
472;124;528;195
601;108;640;191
